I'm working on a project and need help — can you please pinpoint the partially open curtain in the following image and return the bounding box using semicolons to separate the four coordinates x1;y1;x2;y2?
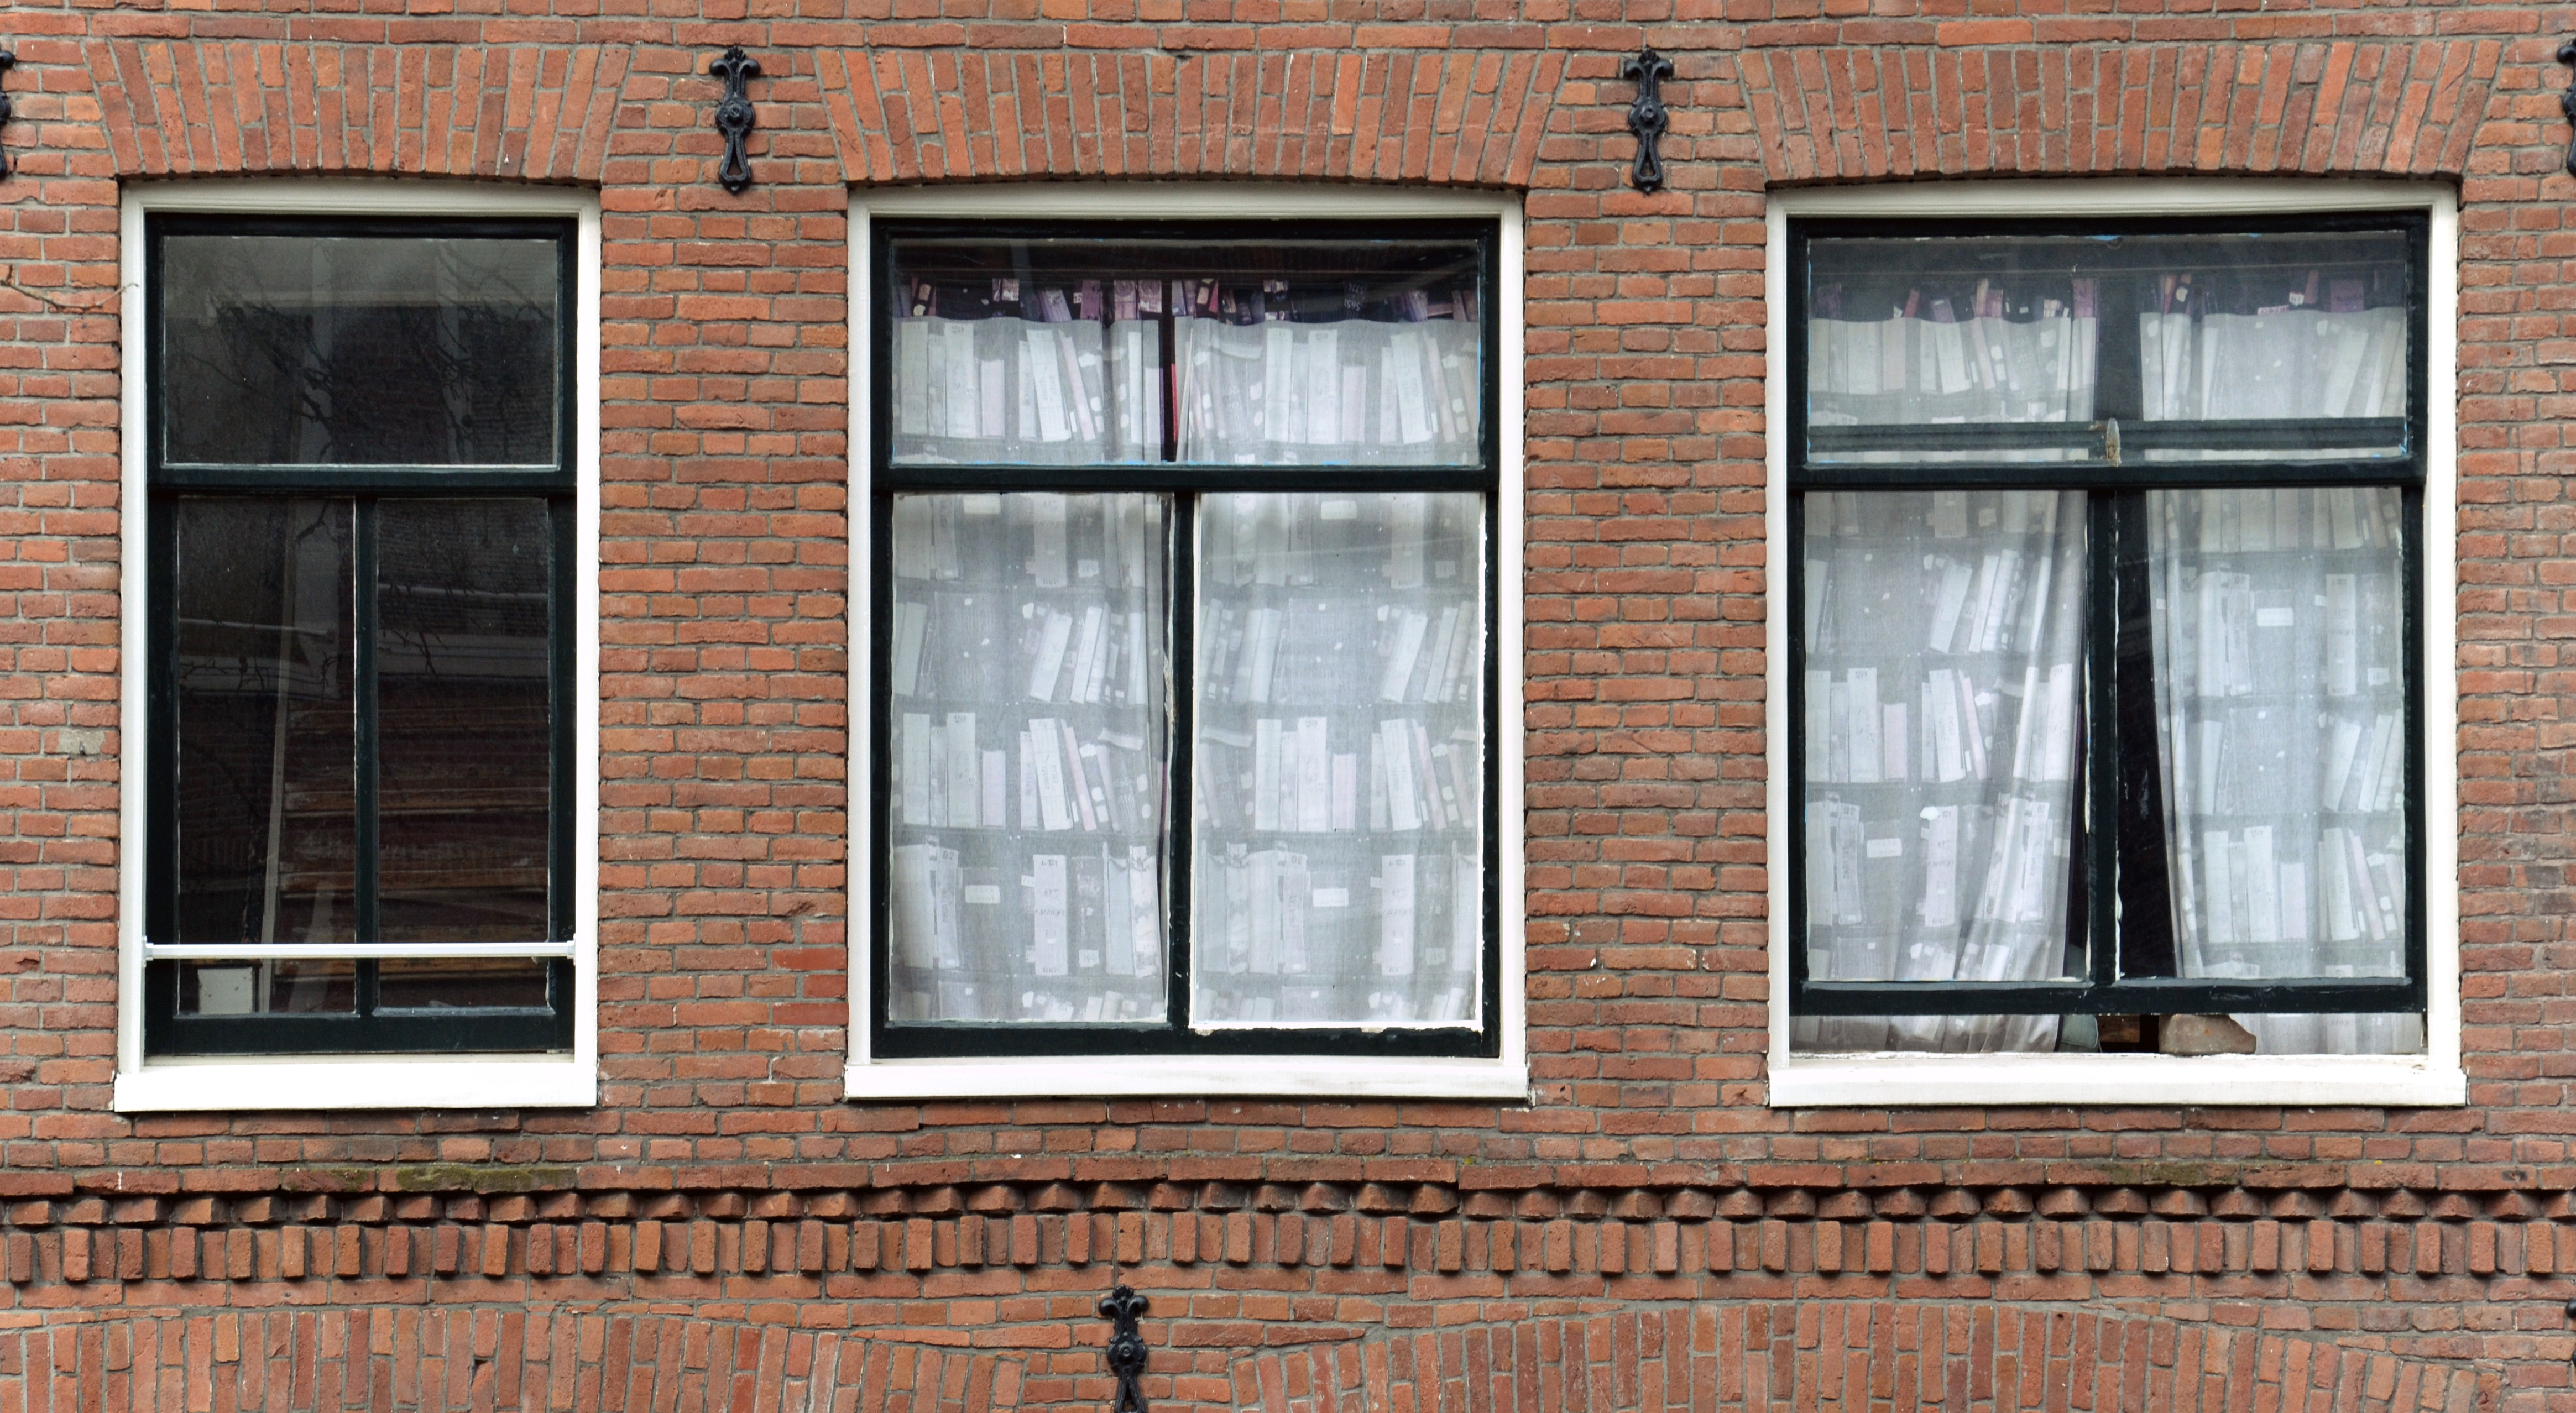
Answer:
1799;490;2089;1053
2145;488;2422;1055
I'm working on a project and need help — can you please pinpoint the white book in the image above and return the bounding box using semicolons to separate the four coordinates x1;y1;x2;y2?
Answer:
1955;672;1988;779
1032;855;1069;976
1808;670;1839;783
900;713;932;826
1382;611;1430;703
1962;554;2001;655
2201;830;2236;944
1018;730;1039;828
1826;678;1851;789
1881;702;1909;783
981;750;1007;830
2324;717;2364;810
890;601;929;697
1253;719;1283;833
1926;671;1962;783
1381;720;1423;831
1030;493;1069;587
2347;830;2386;940
2038;662;2076;783
1331;753;1358;832
2366;852;2405;945
896;321;930;435
982;357;1009;438
1919;805;1959;930
1930;491;1968;541
1422;606;1461;704
2324;574;2359;697
2327;490;2362;551
1104;846;1133;977
1845;668;1880;784
1387;493;1427;589
2007;799;2053;924
2320;829;2358;941
1243;608;1283;704
1027;610;1075;700
2243;825;2279;944
1059;721;1097;831
1306;329;1341;445
1248;850;1281;974
1380;854;1417;976
2364;711;2403;813
1927;561;1973;653
1126;613;1151;708
2277;861;2310;941
1391;330;1434;444
941;325;980;439
1067;606;1106;704
1295;718;1331;832
1409;721;1446;831
1127;846;1159;976
1027;329;1070;442
1029;719;1072;831
945;713;980;829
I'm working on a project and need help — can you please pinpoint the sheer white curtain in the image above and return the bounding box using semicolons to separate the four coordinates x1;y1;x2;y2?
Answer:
2146;488;2421;1054
1798;490;2089;1053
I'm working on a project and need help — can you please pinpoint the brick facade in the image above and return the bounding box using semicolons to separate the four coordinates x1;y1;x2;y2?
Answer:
0;0;2566;1404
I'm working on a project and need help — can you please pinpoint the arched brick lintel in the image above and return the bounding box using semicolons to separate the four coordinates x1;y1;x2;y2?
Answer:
814;49;1570;189
1740;40;2500;185
81;40;635;182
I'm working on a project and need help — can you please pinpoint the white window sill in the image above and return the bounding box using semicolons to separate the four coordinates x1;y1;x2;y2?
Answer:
1772;1051;2466;1108
844;1055;1529;1101
114;1055;597;1112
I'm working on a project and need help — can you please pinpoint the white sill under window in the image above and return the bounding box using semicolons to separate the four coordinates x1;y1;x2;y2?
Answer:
841;1054;1529;1102
1771;1051;2465;1108
112;1055;597;1113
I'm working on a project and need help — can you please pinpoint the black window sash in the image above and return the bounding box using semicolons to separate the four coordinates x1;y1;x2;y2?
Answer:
1783;212;2431;1021
142;214;579;1057
866;218;1505;1060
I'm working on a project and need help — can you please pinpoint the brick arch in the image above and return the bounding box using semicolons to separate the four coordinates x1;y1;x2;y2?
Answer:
80;40;636;181
813;50;1568;188
1735;40;2500;185
1218;1308;2497;1413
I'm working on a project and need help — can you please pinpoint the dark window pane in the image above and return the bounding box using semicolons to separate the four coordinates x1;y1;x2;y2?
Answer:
377;500;554;943
161;234;558;467
169;957;357;1016
174;499;356;945
378;957;551;1009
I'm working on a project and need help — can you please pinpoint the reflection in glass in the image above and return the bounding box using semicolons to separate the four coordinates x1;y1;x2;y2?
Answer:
1804;228;2412;465
886;239;1483;468
2146;488;2411;1054
174;499;356;945
379;957;551;1009
175;958;356;1016
161;233;559;466
886;493;1171;1025
377;500;555;943
1796;490;2088;1054
1190;492;1485;1028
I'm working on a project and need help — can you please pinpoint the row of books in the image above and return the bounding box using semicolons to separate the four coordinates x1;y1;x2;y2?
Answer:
2166;486;2400;556
1198;717;1478;835
2167;709;2405;821
1805;489;2073;542
2164;569;2392;700
1803;662;2078;787
1199;599;1480;708
892;712;1162;836
891;493;1159;590
891;594;1159;710
903;274;1474;328
1808;547;2066;663
891;318;1162;464
1175;320;1481;465
889;841;1166;1022
1201;491;1477;594
2140;306;2407;422
1195;847;1480;987
1806;794;2073;938
2185;824;2405;951
1807;301;2099;427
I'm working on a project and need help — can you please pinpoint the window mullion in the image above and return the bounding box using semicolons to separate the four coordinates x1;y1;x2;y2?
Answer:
2084;491;2121;993
353;495;382;1015
1167;495;1197;1036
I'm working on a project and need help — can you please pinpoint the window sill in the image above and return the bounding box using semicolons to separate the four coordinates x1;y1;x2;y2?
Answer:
1770;1051;2466;1108
113;1055;596;1113
844;1055;1529;1101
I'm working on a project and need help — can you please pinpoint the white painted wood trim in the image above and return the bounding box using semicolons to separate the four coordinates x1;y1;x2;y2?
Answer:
843;185;1529;1101
114;180;602;1113
1763;178;2467;1107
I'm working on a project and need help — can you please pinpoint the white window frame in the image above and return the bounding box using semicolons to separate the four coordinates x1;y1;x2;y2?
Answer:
1765;178;2465;1108
845;184;1528;1101
114;179;602;1112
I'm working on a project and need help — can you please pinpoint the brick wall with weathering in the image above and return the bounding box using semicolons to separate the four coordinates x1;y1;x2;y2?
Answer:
0;0;2565;1404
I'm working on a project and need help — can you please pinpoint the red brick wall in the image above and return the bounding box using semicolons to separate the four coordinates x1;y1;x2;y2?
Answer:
0;0;2565;1402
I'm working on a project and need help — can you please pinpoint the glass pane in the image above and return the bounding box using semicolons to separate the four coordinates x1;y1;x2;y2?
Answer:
887;493;1171;1024
1800;490;2087;1054
173;499;356;945
1191;492;1485;1029
161;232;559;467
379;957;551;1009
2144;489;2408;1001
1805;228;2411;465
378;500;556;943
170;957;356;1016
887;236;1483;468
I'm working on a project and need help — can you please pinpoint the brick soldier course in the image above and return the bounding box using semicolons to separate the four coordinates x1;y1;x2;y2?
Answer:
0;0;2562;1407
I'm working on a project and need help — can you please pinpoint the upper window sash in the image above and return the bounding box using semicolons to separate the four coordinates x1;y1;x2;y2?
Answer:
148;215;577;488
1787;213;2431;489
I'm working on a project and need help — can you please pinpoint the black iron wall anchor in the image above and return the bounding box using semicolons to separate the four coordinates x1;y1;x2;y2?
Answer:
1623;47;1675;193
2559;40;2576;179
0;51;18;182
1099;1284;1150;1413
709;45;761;195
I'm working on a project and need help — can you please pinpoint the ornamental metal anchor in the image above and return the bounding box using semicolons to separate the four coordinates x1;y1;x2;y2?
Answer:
2559;40;2576;179
1623;48;1675;193
1100;1284;1149;1413
709;45;761;195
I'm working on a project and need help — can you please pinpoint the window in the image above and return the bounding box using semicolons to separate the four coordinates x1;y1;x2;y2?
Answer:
1765;181;2463;1107
850;187;1525;1098
117;182;600;1110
